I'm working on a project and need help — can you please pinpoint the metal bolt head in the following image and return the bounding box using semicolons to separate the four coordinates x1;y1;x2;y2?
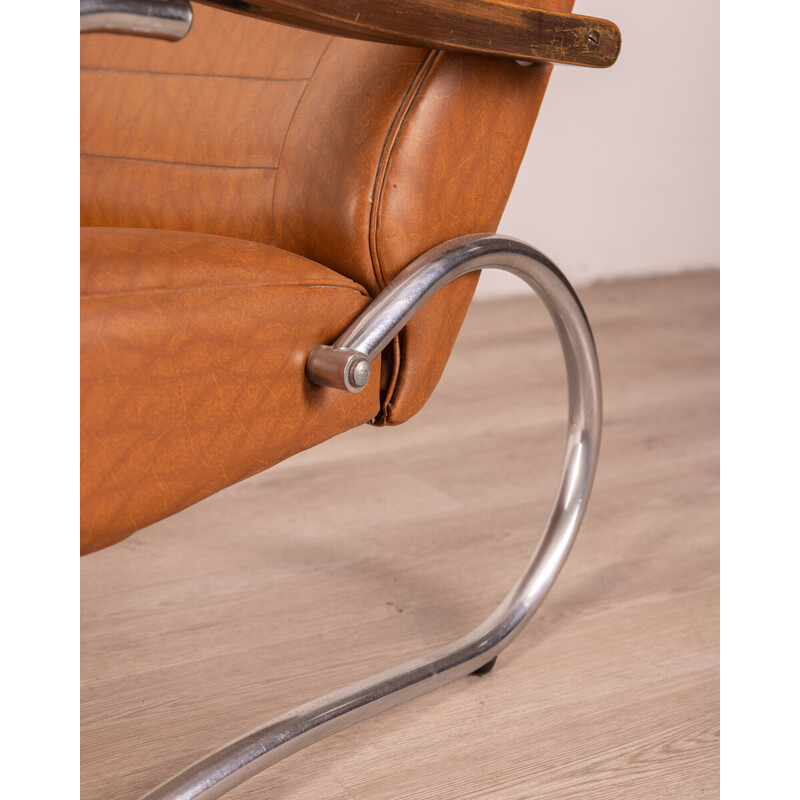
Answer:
587;30;600;48
349;357;371;389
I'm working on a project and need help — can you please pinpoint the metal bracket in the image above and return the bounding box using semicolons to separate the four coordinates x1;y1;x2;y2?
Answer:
138;234;602;800
80;0;193;40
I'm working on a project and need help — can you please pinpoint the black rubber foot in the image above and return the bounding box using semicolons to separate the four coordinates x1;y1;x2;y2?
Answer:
471;656;498;676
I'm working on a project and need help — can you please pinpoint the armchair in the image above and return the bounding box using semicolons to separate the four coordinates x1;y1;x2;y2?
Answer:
81;2;619;797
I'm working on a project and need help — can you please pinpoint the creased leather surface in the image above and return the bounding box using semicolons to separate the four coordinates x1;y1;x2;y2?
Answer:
81;228;380;554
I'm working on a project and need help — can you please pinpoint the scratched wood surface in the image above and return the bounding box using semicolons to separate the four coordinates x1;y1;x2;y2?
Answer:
198;0;621;68
81;270;719;800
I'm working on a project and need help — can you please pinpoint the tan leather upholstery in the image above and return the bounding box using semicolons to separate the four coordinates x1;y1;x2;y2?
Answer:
80;9;331;244
273;38;564;422
81;228;380;554
80;1;572;552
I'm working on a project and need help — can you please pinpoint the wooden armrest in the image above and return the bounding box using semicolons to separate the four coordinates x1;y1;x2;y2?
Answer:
81;0;620;68
200;0;620;67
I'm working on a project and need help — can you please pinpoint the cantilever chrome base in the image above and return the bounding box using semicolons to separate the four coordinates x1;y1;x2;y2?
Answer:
140;234;602;800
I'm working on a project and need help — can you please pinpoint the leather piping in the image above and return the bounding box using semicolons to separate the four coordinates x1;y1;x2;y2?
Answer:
82;282;370;301
80;152;279;170
368;49;441;292
80;66;312;82
368;49;445;420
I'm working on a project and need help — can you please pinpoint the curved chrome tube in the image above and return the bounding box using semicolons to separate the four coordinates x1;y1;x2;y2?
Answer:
140;234;602;800
80;0;193;40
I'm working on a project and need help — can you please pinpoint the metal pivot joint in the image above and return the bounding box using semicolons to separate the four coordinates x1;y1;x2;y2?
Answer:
306;347;371;393
140;233;603;800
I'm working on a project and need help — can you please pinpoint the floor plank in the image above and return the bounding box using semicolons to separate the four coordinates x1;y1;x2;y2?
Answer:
81;270;720;799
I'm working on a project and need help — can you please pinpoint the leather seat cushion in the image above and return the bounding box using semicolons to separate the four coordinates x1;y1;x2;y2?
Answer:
81;227;381;554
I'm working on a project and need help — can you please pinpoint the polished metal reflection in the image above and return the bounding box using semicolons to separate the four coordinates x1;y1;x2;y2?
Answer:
80;0;193;40
141;234;602;800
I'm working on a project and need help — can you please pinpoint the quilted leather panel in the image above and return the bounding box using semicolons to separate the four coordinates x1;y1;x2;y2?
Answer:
80;156;277;244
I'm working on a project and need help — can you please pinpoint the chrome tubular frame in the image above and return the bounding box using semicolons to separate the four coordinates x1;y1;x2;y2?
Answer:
80;0;193;40
139;234;602;800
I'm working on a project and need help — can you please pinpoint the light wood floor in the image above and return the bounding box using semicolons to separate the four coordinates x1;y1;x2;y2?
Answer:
81;270;720;800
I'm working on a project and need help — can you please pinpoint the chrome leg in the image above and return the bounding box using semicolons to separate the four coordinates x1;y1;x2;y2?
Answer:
139;234;602;800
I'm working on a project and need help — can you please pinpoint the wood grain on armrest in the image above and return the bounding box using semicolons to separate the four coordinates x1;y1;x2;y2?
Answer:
198;0;621;67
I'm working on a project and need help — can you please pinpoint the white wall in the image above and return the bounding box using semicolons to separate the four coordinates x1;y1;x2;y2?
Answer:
479;0;719;298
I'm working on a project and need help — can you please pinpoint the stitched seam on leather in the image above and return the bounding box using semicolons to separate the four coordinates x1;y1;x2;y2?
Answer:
81;66;313;82
81;153;279;171
368;50;441;292
271;39;333;247
82;282;369;301
369;51;445;417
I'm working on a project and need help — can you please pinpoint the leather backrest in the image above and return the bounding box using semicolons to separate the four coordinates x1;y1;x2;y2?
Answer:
273;36;568;423
81;5;331;244
81;1;572;424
